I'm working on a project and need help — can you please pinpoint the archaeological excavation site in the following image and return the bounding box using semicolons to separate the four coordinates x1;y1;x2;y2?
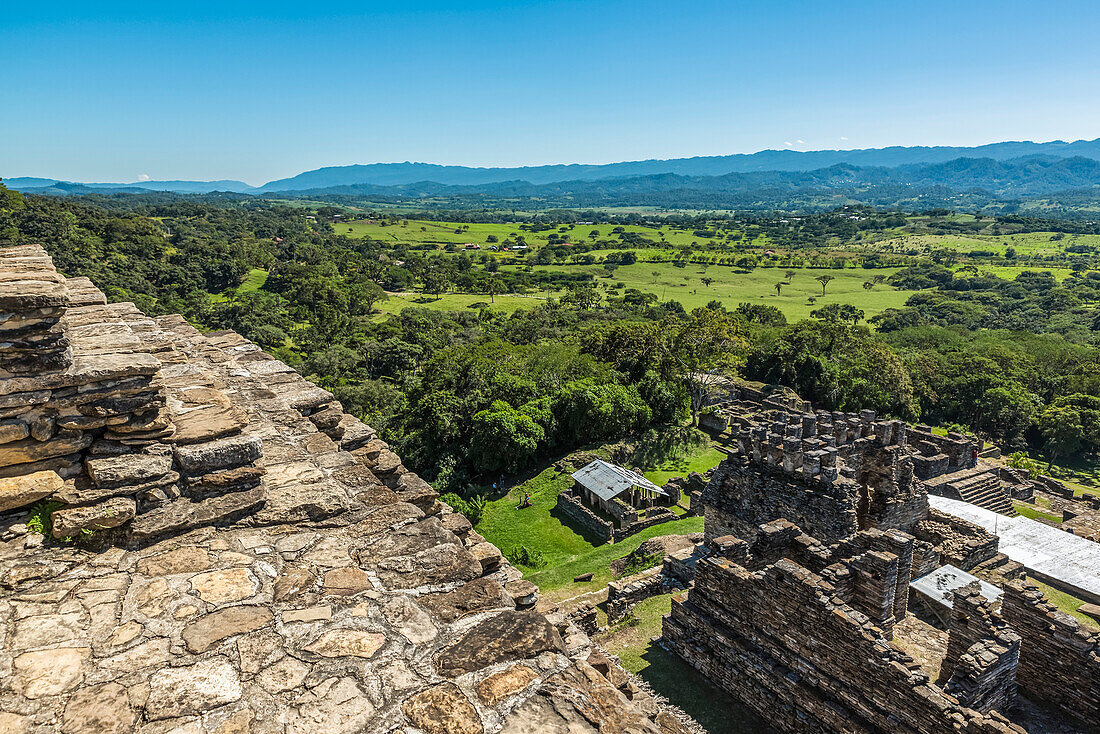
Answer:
1;244;1098;734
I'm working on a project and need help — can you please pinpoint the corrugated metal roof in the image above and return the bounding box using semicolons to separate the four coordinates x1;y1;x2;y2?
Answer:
570;459;666;502
930;495;1100;604
910;564;1002;610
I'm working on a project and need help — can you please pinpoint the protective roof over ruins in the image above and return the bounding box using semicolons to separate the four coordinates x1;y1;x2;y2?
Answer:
911;564;1003;611
931;495;1100;604
571;459;666;502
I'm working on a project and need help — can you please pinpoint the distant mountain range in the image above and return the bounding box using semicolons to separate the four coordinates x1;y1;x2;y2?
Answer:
6;139;1100;216
7;138;1100;195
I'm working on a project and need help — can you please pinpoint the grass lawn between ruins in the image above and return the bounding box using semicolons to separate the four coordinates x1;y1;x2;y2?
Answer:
475;465;704;603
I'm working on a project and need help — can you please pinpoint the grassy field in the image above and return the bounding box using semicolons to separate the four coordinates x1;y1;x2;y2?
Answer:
374;291;545;317
1028;577;1100;630
333;218;756;251
642;443;726;486
594;593;770;734
474;465;704;602
1012;501;1063;523
872;231;1100;258
238;268;269;293
519;262;911;320
473;459;704;607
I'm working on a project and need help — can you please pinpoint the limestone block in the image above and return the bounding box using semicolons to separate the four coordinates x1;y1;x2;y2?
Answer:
174;433;262;475
0;469;63;512
145;657;242;720
51;496;137;538
86;452;173;488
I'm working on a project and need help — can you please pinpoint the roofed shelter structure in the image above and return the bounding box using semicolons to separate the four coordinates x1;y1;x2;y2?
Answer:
571;459;666;514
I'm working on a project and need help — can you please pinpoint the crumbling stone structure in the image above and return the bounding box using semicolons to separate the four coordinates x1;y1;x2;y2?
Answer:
703;409;927;545
1000;581;1100;732
941;584;1021;715
0;246;676;734
662;520;1022;734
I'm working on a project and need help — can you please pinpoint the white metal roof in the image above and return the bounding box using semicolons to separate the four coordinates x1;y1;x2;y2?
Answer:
929;495;1100;603
570;459;666;502
910;564;1003;610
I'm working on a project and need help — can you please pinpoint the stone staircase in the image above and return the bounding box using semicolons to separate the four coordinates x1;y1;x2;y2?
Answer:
925;465;1013;515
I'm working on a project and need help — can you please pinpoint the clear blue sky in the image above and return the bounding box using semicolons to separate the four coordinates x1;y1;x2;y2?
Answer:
3;0;1099;185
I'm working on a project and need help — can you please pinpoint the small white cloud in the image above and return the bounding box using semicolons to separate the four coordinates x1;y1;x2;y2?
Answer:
784;141;793;147
840;136;849;141
796;139;805;145
137;173;151;181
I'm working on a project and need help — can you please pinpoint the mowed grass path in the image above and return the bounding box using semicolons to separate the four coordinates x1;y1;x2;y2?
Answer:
475;466;703;602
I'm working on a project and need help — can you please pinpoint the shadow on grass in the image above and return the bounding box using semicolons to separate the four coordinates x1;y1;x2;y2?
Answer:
634;644;774;734
548;501;614;548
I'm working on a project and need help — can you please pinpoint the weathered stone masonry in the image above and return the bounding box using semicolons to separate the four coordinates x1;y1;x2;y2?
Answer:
662;543;1020;734
0;245;678;734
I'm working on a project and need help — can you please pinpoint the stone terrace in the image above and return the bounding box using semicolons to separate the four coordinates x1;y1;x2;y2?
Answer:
0;246;677;734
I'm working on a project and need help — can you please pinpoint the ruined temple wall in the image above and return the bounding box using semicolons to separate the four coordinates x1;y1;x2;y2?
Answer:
913;509;1000;572
1000;581;1100;731
662;556;1019;734
701;457;859;544
553;491;613;544
942;587;1021;715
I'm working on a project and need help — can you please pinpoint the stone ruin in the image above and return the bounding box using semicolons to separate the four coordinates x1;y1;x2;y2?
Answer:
662;520;1024;734
657;383;1100;733
704;408;929;545
703;385;1031;517
0;246;683;734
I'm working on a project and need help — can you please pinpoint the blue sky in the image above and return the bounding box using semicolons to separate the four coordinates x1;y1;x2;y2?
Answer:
3;0;1099;185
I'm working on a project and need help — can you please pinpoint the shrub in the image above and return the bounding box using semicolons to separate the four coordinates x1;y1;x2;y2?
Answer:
506;545;547;568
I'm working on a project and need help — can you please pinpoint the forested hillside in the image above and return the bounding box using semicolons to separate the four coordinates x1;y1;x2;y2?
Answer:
4;181;1100;492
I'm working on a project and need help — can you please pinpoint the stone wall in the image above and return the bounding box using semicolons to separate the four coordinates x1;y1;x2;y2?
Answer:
1000;580;1100;731
913;509;1000;571
554;490;614;544
662;540;1021;734
606;566;666;623
905;425;976;476
942;585;1021;715
703;409;929;547
614;507;678;541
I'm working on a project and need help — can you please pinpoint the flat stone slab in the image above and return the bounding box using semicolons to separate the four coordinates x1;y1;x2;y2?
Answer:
0;469;63;512
145;657;242;720
182;605;273;653
435;610;566;677
167;403;248;445
86;453;173;488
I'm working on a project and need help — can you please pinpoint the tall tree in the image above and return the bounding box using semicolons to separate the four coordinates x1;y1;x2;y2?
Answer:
665;308;747;425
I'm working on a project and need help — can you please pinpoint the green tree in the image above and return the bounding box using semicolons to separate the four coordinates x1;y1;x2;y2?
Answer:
469;400;545;473
978;387;1037;448
1038;404;1084;470
815;274;835;295
810;303;864;324
666;308;747;425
